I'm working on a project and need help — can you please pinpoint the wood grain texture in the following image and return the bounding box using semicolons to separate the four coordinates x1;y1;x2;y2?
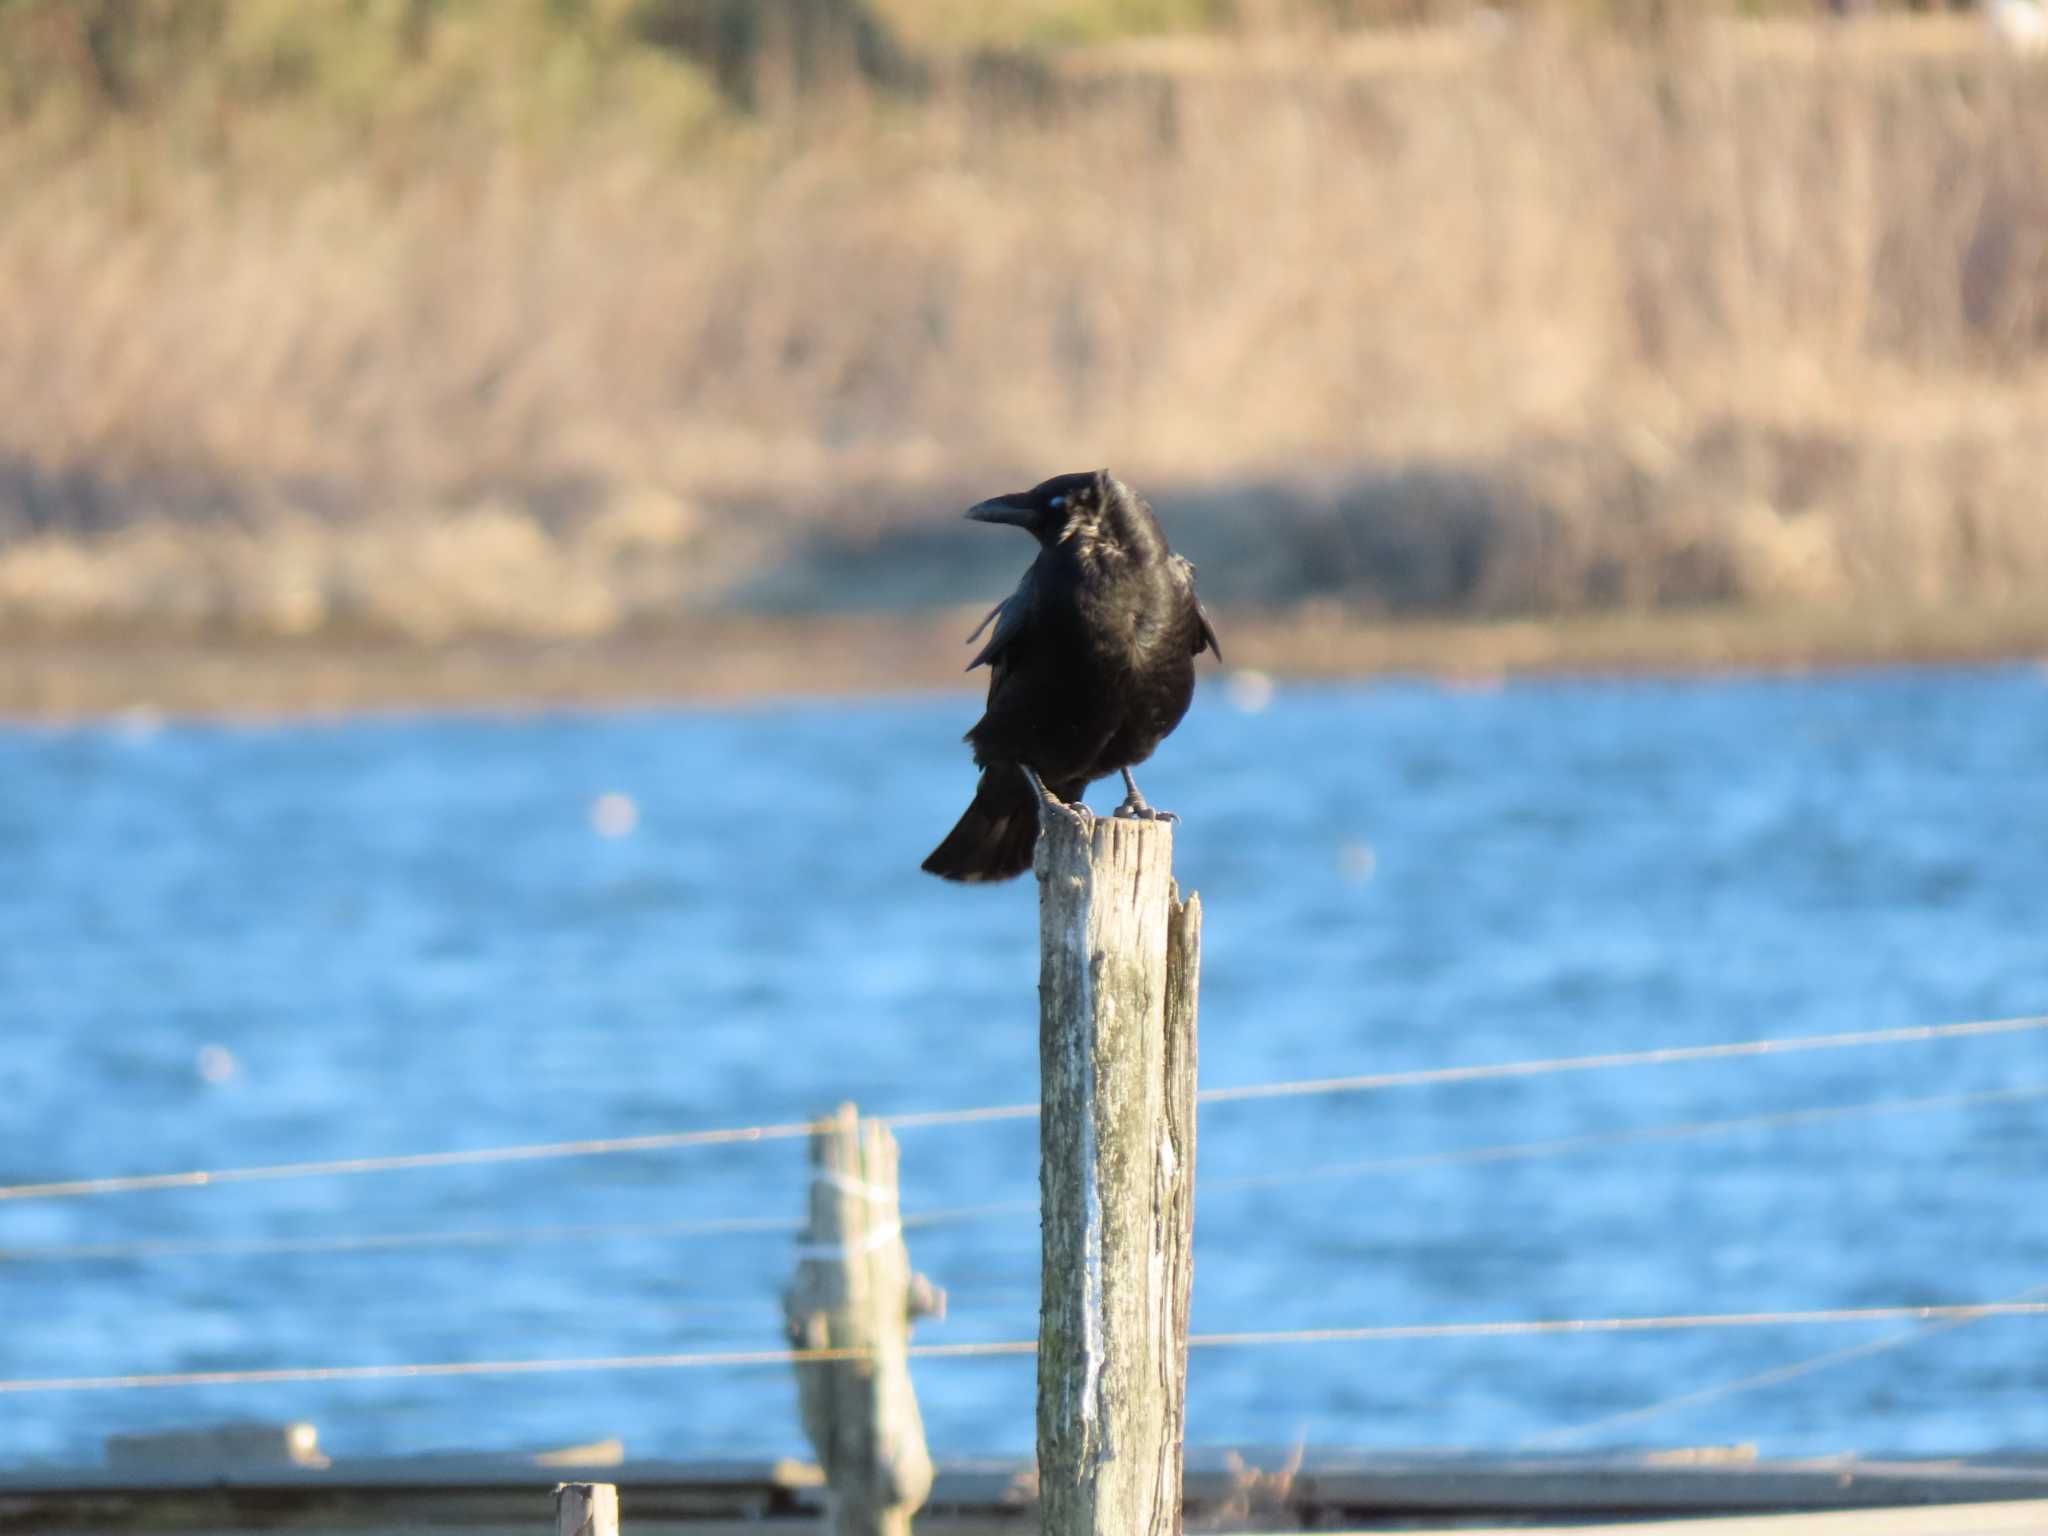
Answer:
1035;807;1200;1536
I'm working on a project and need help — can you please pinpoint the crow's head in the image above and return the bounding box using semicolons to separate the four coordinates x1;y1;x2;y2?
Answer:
965;469;1152;555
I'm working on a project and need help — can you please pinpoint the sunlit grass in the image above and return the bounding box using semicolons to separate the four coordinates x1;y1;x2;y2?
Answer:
871;0;1226;50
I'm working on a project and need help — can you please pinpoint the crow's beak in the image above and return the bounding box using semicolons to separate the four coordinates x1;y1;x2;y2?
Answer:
965;492;1036;529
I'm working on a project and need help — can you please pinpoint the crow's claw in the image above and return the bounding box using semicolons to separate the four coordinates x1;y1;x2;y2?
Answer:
1112;794;1178;823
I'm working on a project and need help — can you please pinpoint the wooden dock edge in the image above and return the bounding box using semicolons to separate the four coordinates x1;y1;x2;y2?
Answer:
6;1452;2048;1531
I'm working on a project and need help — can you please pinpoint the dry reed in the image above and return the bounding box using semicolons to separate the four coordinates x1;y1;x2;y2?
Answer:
1;12;2045;642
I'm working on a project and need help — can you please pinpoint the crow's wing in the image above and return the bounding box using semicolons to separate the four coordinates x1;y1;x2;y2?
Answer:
963;556;1113;777
965;560;1038;673
962;560;1042;762
1175;555;1222;662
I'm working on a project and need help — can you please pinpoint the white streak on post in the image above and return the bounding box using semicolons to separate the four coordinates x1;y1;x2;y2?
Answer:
1074;904;1105;1446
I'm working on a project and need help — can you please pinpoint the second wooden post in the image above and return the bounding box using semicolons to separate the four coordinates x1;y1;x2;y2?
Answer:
1035;807;1201;1536
784;1104;943;1536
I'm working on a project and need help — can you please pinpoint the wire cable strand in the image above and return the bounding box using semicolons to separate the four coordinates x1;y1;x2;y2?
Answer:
1519;1282;2048;1448
0;1213;803;1264
1204;1079;2048;1194
1194;1013;2048;1106
0;1202;1036;1265
4;1304;2045;1395
6;1077;2040;1263
0;1121;821;1203
4;1013;2042;1205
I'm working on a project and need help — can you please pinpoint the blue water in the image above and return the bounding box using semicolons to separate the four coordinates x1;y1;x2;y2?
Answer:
2;667;2046;1469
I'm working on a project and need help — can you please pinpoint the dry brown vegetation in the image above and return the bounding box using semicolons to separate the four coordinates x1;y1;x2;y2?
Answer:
1;6;2046;679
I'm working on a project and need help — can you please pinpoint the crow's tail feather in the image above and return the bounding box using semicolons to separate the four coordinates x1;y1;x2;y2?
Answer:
921;767;1080;883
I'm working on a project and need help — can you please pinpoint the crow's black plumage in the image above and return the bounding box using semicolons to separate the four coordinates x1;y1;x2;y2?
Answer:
922;469;1221;883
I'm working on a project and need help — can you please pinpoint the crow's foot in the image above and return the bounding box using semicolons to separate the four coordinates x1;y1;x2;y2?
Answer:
1020;765;1094;834
1112;768;1178;823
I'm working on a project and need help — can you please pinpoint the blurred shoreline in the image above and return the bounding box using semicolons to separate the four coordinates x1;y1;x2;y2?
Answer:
8;602;2047;720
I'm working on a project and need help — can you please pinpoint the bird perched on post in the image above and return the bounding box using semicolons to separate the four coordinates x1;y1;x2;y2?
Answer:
922;470;1220;883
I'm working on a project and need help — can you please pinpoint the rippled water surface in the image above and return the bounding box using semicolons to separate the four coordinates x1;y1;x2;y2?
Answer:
3;667;2045;1468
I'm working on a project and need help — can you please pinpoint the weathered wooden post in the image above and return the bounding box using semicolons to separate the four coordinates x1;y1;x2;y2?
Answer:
784;1103;945;1536
1035;806;1201;1536
555;1482;619;1536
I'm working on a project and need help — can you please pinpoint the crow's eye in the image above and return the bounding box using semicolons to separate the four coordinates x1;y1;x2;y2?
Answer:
1048;495;1066;510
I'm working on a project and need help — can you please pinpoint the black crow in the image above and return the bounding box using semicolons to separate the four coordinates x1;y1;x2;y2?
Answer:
922;469;1221;883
